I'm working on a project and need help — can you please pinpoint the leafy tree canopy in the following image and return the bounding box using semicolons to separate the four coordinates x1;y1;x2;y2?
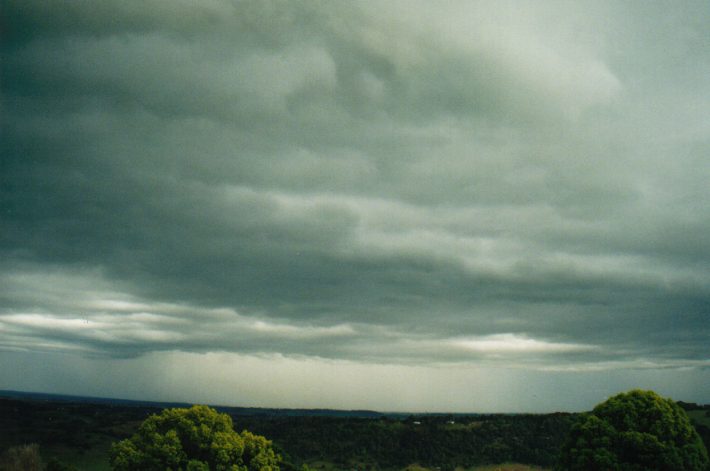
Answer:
110;405;280;471
557;389;709;471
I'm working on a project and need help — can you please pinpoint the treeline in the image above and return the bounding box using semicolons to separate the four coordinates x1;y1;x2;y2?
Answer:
233;413;576;470
2;394;709;471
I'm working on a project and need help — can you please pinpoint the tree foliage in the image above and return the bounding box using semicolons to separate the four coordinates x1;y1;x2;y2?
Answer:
237;413;576;470
557;389;709;471
109;405;280;471
0;444;43;471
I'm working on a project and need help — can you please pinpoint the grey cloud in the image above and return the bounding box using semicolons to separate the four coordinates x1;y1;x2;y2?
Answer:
1;0;709;406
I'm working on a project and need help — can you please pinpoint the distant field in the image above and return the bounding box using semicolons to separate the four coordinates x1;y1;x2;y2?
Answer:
40;446;111;471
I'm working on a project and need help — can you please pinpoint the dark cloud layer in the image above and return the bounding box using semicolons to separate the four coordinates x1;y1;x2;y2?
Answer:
1;0;709;409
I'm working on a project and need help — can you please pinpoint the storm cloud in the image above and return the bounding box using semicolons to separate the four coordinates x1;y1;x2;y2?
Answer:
1;0;709;411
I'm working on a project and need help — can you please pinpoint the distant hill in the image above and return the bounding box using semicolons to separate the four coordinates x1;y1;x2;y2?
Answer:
0;389;191;409
0;389;387;418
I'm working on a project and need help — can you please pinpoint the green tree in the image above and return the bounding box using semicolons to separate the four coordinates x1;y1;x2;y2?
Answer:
109;405;280;471
557;389;709;471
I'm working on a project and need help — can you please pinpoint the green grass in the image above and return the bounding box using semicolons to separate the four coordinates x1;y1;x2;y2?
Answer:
42;445;111;471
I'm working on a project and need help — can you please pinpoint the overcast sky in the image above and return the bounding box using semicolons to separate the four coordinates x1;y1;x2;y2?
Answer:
1;0;709;413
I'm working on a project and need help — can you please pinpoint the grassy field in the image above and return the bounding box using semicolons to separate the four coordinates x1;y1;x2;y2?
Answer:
470;465;549;471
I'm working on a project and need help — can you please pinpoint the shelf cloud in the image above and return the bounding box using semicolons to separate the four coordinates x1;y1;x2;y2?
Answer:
1;0;708;411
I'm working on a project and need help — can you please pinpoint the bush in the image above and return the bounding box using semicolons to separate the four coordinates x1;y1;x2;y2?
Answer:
557;389;709;470
0;444;43;471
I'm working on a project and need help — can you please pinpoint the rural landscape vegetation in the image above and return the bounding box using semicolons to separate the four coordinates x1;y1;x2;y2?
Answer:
1;1;709;470
1;389;709;470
